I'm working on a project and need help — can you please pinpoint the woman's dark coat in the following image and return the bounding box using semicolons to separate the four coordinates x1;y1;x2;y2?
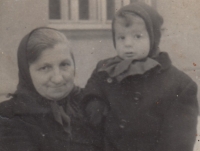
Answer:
0;89;103;151
83;52;199;151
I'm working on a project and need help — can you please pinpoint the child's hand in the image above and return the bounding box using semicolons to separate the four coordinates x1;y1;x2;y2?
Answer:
85;99;108;126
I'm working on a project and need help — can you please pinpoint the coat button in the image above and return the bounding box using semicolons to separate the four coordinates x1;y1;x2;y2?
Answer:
134;92;142;101
119;125;125;129
134;97;139;101
119;119;127;128
107;78;113;83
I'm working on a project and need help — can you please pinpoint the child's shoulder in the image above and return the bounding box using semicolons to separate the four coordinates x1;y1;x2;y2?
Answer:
95;56;117;70
165;64;197;91
157;52;195;84
169;65;194;81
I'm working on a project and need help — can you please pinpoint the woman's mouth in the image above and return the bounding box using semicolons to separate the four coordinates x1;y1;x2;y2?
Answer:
50;84;65;88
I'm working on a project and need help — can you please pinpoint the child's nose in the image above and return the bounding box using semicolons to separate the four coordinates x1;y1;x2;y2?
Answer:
124;36;132;47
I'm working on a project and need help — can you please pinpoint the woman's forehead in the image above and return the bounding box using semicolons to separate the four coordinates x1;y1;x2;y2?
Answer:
36;43;73;64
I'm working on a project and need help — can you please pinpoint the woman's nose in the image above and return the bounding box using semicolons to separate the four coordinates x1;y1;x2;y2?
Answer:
51;68;63;84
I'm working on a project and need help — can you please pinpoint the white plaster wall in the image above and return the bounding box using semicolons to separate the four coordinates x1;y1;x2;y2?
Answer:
62;30;116;87
0;0;48;101
0;0;200;99
1;0;200;95
157;0;200;103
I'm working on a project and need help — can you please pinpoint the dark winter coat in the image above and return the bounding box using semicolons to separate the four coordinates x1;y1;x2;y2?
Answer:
83;52;199;151
0;88;103;151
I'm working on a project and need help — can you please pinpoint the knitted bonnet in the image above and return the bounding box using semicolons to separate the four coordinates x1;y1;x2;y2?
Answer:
112;2;163;58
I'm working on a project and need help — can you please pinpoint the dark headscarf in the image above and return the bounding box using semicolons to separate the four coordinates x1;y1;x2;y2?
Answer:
16;28;38;95
12;27;79;136
112;2;163;57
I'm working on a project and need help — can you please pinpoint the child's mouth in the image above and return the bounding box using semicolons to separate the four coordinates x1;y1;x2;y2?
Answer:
125;52;135;57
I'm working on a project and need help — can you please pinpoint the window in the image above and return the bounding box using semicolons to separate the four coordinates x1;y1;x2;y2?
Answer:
48;0;156;30
49;0;61;19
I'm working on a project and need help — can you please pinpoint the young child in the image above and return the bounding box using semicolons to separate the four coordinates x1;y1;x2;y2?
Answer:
82;2;198;151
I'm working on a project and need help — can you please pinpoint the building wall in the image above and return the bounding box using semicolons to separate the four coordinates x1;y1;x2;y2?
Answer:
157;0;200;101
61;30;116;87
0;0;200;102
0;0;48;100
63;0;200;100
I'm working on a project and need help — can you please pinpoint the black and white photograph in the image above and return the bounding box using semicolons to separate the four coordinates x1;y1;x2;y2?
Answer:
0;0;200;151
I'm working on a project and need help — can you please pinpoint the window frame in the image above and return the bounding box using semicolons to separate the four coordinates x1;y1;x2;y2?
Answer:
48;0;156;30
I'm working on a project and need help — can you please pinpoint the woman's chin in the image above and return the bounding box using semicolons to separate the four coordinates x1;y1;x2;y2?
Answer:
45;92;69;101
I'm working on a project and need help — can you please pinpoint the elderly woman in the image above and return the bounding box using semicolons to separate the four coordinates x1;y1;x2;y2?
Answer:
0;27;103;151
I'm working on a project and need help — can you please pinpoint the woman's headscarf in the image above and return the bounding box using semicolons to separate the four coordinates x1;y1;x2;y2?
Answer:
16;27;75;96
12;27;78;136
16;28;38;95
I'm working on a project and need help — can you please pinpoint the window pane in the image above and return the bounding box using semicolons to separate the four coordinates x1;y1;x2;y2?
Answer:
49;0;61;19
79;0;89;20
130;0;138;3
107;0;115;20
89;0;98;20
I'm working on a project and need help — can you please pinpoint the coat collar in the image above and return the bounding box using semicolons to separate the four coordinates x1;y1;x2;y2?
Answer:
97;52;171;82
154;52;172;71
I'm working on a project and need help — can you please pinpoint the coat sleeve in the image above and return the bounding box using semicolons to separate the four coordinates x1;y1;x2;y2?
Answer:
155;80;199;151
81;61;109;126
82;60;110;107
82;62;106;103
0;117;39;151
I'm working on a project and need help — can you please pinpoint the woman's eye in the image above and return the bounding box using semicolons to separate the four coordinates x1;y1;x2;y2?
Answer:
39;66;50;71
61;62;70;67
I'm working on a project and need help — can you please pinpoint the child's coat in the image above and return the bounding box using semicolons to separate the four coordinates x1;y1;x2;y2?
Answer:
83;2;198;151
83;52;198;151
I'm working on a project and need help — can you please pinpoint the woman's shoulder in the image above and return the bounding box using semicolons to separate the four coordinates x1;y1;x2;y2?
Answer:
0;104;44;151
0;97;16;118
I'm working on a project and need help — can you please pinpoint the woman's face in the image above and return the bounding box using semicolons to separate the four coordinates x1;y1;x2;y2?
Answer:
29;43;75;101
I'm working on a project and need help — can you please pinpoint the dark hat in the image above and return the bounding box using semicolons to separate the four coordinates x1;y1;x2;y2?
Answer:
112;2;163;58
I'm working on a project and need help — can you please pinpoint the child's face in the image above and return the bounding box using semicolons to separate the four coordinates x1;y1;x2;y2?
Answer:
114;15;150;60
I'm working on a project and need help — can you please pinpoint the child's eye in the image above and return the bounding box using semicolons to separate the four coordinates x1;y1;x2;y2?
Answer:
135;34;142;39
60;62;71;68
